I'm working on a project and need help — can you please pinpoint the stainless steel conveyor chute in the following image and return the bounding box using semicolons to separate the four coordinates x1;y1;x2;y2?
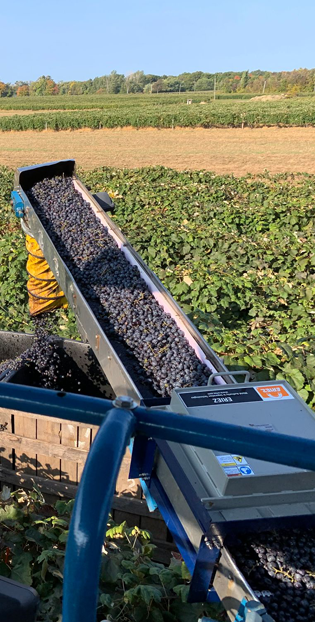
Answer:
11;160;315;622
12;159;229;403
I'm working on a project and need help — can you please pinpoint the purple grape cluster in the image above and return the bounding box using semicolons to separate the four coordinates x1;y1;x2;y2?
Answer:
0;314;106;395
230;529;315;621
0;314;63;388
26;176;211;396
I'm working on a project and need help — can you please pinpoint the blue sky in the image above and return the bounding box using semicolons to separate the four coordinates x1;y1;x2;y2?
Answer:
1;0;314;83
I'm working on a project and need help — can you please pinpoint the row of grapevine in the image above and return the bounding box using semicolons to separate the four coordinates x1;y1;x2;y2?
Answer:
2;99;315;129
0;92;259;111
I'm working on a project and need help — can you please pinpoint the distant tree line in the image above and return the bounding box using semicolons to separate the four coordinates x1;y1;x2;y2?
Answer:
1;69;315;97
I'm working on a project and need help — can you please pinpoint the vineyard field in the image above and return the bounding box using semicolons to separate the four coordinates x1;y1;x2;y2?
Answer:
0;92;258;111
1;97;315;130
0;165;314;408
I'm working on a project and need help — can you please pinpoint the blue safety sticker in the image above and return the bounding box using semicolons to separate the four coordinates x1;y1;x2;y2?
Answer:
239;465;255;476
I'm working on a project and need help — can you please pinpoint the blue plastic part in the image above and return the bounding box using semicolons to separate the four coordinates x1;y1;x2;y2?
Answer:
235;598;247;621
128;437;158;511
62;407;136;622
244;600;268;622
11;191;24;218
233;598;272;622
139;478;158;512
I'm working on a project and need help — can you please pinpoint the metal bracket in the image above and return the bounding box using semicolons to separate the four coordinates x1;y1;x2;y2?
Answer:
11;190;24;218
187;535;221;603
21;218;33;237
129;435;156;483
208;370;251;385
92;191;115;213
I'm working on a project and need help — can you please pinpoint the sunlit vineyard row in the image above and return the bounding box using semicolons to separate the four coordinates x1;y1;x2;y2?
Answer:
1;95;315;129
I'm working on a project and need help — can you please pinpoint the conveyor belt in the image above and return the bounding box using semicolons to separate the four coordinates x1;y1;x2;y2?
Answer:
13;160;231;403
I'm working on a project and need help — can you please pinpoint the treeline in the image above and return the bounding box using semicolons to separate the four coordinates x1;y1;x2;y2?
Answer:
1;68;315;97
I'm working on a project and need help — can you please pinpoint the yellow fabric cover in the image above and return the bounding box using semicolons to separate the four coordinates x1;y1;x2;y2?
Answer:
25;235;45;258
25;235;68;315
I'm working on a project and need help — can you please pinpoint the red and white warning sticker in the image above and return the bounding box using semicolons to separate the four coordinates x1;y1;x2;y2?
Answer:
223;466;241;477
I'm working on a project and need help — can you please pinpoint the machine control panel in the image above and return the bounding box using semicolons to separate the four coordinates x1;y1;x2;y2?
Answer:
170;380;315;498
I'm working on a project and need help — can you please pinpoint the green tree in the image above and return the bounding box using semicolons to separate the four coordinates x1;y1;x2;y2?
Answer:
58;81;69;95
107;70;124;94
124;71;146;94
195;77;213;91
178;72;199;91
82;79;93;94
240;70;249;90
151;79;165;93
164;76;182;92
68;81;83;95
30;76;57;96
143;73;161;84
31;76;48;96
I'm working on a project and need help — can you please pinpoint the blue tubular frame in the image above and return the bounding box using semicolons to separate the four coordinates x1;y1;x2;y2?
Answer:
0;384;315;621
0;382;315;471
63;407;136;622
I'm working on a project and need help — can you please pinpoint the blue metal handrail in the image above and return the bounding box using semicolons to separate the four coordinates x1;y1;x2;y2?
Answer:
0;383;314;621
63;408;136;622
0;382;314;471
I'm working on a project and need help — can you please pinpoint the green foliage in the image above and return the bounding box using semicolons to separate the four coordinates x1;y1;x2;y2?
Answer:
0;166;30;332
2;67;315;98
240;71;249;90
0;93;256;111
0;165;314;406
80;166;315;409
2;95;315;129
0;488;222;622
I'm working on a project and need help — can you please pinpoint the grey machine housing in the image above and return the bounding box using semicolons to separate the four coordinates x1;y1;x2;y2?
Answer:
155;379;315;550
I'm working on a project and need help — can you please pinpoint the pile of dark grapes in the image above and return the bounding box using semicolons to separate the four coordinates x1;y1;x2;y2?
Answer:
230;529;315;621
0;314;78;391
0;315;62;388
26;176;211;397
